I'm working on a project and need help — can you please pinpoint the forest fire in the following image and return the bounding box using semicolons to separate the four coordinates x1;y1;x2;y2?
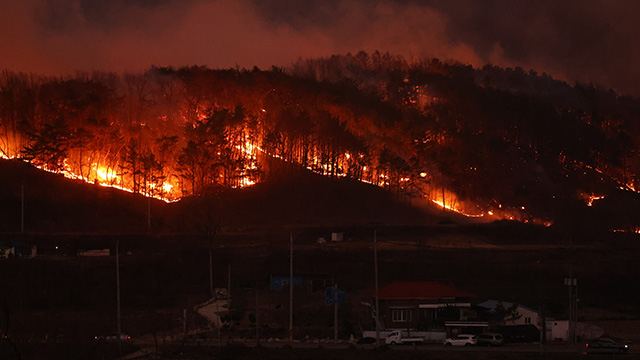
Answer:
95;165;117;183
1;56;638;230
429;198;485;218
586;194;606;207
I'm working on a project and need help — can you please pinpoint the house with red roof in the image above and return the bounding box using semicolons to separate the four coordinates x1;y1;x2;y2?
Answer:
368;281;476;332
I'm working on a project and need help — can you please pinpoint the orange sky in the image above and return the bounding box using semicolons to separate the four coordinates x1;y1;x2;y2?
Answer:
2;0;639;96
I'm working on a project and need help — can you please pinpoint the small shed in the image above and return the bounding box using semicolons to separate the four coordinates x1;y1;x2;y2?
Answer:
0;243;15;258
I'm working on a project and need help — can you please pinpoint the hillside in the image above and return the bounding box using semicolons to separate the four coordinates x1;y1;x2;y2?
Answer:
0;157;454;234
2;53;640;234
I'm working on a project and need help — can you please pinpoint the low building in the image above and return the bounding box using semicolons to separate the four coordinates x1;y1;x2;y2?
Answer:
365;281;475;332
476;299;542;329
546;319;603;342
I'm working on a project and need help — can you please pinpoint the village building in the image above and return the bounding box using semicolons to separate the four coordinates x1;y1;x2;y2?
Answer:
476;299;542;329
363;281;478;336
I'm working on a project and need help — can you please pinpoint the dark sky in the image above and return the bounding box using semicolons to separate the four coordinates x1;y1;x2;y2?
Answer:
2;0;640;96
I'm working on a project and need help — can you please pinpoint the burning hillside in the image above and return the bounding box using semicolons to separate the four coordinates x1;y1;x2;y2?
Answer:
1;52;640;233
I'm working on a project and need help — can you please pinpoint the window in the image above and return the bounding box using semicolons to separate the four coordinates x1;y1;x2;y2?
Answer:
525;317;531;324
392;309;412;322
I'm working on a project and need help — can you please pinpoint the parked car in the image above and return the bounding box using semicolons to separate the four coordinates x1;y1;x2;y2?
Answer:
94;333;132;343
385;330;424;345
585;337;629;354
476;332;504;346
443;334;477;346
356;336;376;345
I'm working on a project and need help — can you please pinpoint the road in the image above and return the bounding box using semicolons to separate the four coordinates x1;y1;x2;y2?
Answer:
172;339;639;355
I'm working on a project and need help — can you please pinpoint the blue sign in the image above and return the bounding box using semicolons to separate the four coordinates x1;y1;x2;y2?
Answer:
325;287;346;305
270;276;303;291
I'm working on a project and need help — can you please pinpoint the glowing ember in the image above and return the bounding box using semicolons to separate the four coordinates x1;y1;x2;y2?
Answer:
586;194;605;207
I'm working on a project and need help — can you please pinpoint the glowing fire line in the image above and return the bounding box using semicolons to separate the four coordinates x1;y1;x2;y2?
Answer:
1;142;548;224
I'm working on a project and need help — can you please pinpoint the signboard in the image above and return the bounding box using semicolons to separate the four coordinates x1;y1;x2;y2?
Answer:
325;287;346;305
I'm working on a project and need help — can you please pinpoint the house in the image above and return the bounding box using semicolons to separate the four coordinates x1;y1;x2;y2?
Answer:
367;281;476;332
547;320;603;342
476;299;541;329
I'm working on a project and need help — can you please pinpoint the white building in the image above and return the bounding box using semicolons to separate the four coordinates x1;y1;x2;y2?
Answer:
477;299;541;329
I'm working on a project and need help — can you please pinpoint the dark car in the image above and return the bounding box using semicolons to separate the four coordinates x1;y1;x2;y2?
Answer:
94;333;132;343
585;337;629;354
356;336;376;345
476;333;504;346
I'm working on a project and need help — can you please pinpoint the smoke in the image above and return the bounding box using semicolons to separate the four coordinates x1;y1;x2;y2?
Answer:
2;0;639;96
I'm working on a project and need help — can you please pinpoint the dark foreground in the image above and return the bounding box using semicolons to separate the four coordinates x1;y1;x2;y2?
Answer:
2;342;636;360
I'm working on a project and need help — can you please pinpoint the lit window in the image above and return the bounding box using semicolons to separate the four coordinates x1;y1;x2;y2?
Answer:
392;309;412;322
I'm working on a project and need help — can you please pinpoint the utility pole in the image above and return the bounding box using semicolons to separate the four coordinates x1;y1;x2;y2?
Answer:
183;309;187;335
147;196;151;231
334;283;338;344
289;232;293;342
116;240;121;355
216;299;221;349
374;230;380;348
21;185;24;234
209;246;214;298
255;290;259;344
573;281;578;344
564;275;577;343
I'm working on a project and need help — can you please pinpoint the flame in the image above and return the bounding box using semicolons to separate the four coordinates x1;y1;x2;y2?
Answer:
586;194;605;207
430;198;485;218
95;165;119;184
0;128;557;225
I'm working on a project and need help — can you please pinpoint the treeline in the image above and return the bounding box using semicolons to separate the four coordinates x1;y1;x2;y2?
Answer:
292;52;640;220
0;65;421;201
1;52;639;224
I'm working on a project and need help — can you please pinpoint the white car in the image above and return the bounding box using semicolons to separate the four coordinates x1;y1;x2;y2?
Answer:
443;334;477;346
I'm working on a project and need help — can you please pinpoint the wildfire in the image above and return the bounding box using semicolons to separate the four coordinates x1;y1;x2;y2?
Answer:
586;194;606;207
430;198;485;218
95;165;119;183
611;228;640;234
1;134;551;225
